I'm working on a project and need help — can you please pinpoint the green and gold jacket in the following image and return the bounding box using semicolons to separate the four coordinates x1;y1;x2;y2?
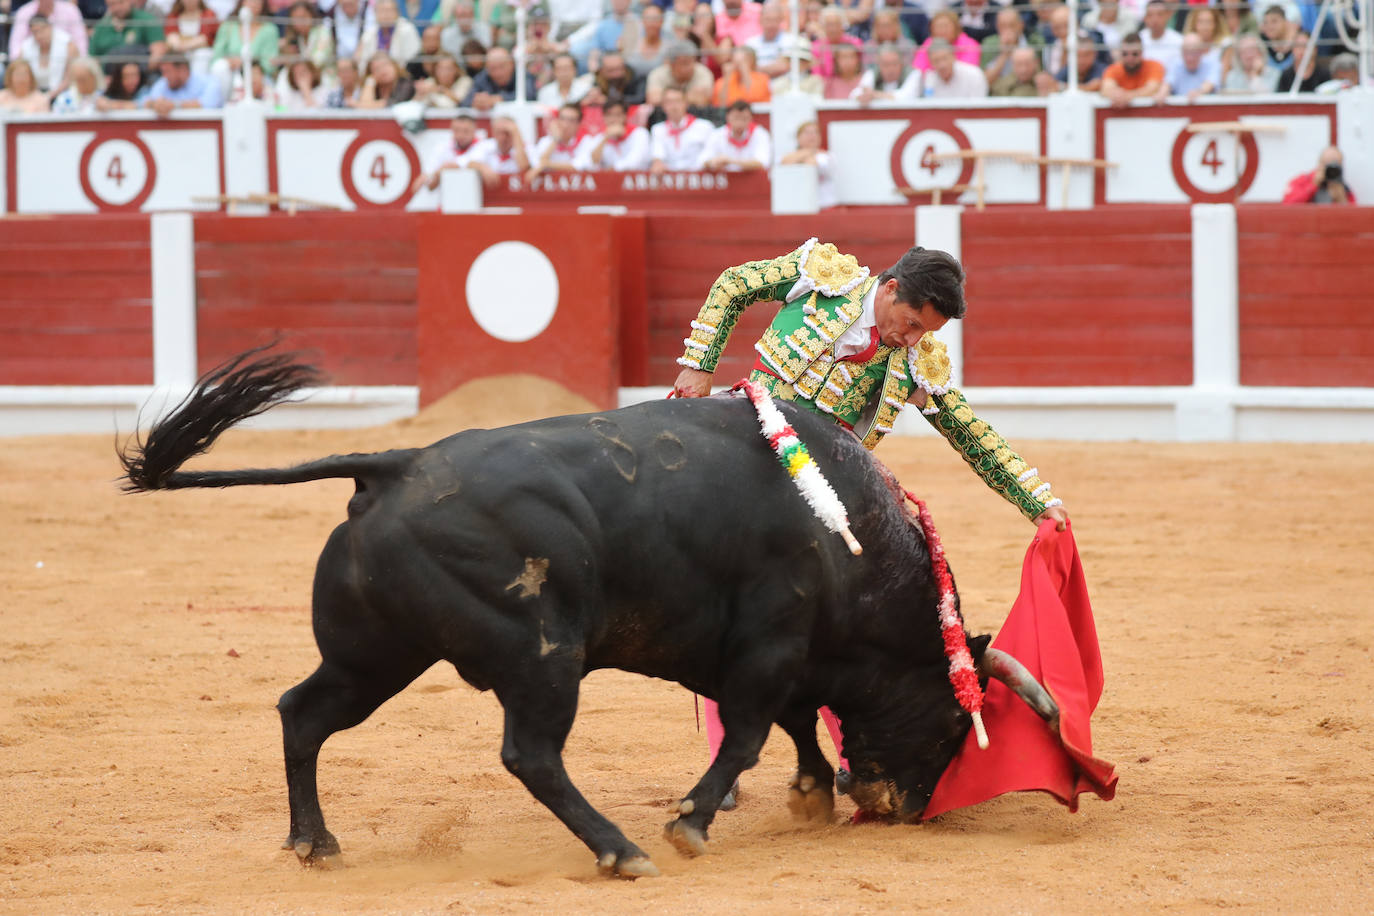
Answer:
678;238;1061;521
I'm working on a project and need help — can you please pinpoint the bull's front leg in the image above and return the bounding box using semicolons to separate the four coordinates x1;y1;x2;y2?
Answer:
494;659;659;879
777;706;836;823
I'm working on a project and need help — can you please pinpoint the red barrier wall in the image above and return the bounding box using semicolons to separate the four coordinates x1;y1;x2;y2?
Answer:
416;213;622;408
961;207;1194;386
0;215;152;385
641;210;916;386
1237;205;1374;388
193;213;418;385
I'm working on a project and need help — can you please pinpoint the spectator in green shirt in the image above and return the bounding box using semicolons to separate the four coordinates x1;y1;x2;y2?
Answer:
209;0;281;98
90;0;169;67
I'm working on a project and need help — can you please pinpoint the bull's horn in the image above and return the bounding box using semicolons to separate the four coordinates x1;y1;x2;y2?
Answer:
978;648;1061;733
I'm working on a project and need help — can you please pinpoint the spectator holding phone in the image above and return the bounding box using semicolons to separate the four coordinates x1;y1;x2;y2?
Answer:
1283;146;1357;205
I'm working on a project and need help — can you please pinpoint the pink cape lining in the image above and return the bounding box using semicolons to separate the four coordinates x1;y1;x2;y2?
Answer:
923;521;1119;819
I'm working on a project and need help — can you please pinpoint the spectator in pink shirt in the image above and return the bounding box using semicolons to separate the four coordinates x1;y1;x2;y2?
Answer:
811;5;863;77
8;0;88;60
715;0;763;45
912;9;981;71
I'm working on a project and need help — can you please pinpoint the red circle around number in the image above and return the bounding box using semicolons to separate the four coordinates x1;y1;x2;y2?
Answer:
1170;126;1260;203
78;135;158;213
888;118;975;194
340;134;422;209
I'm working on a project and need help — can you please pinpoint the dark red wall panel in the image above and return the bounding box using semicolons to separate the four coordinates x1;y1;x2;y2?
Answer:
0;215;152;385
193;212;418;386
1238;205;1374;387
961;207;1194;387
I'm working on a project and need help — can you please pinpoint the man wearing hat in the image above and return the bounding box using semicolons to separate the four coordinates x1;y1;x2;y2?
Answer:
769;38;824;96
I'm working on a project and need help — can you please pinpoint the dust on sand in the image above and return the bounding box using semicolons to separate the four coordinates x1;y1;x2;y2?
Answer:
2;375;1371;913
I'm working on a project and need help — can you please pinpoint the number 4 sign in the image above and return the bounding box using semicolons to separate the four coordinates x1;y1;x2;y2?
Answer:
79;137;156;211
341;137;418;208
1171;122;1263;203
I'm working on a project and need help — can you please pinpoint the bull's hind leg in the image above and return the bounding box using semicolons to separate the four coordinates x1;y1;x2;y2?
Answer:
778;706;836;823
494;656;659;880
277;653;431;864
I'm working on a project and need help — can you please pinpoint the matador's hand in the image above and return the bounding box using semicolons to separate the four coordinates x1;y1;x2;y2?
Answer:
1034;505;1070;531
672;368;713;398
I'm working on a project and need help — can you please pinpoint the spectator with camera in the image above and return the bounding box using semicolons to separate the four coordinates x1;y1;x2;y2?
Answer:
1283;147;1356;205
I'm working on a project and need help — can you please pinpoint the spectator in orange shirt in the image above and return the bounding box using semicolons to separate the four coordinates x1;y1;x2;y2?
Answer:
1100;30;1167;107
712;44;771;104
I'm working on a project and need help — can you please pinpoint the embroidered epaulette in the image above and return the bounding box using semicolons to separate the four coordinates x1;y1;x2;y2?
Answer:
910;334;953;414
797;238;870;297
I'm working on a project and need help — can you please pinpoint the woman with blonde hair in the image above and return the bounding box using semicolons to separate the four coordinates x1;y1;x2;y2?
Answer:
779;119;836;208
415;52;473;107
0;60;52;113
52;57;105;114
357;51;416;107
1184;5;1232;72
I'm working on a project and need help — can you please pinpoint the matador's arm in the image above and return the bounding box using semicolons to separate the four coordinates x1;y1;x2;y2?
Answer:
676;244;809;373
921;388;1063;521
906;336;1062;521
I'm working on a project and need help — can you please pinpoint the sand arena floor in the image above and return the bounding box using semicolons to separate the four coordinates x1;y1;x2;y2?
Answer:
2;376;1371;914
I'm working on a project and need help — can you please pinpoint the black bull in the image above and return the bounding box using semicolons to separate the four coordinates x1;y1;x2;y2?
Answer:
120;350;1057;878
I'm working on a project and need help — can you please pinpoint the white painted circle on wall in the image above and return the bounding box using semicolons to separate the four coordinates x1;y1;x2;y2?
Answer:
465;241;559;342
348;139;412;205
898;129;963;191
86;139;149;206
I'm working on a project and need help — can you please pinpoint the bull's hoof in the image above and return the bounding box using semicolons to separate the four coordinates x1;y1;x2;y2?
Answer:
835;767;853;797
718;780;739;812
786;772;835;823
597;851;660;879
285;831;342;867
663;819;709;857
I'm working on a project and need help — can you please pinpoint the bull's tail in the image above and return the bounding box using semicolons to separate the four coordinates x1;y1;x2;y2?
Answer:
119;345;412;492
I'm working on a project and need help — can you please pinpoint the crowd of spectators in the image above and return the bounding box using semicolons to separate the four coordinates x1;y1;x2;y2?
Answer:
0;0;1365;116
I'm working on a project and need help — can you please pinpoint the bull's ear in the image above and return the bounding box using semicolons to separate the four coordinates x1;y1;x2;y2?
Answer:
966;633;991;662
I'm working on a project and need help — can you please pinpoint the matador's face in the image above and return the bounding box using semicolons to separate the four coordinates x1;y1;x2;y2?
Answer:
874;279;949;350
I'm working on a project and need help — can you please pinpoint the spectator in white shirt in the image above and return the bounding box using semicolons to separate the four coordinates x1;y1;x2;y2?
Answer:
8;0;87;61
536;52;593;107
650;85;716;173
1139;0;1183;71
356;0;422;66
577;98;653;170
852;43;919;102
698;100;772;171
332;0;375;62
411;113;485;192
918;38;989;96
747;2;790;78
779;119;837;208
20;16;74;93
529;103;593;180
467;115;533;185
